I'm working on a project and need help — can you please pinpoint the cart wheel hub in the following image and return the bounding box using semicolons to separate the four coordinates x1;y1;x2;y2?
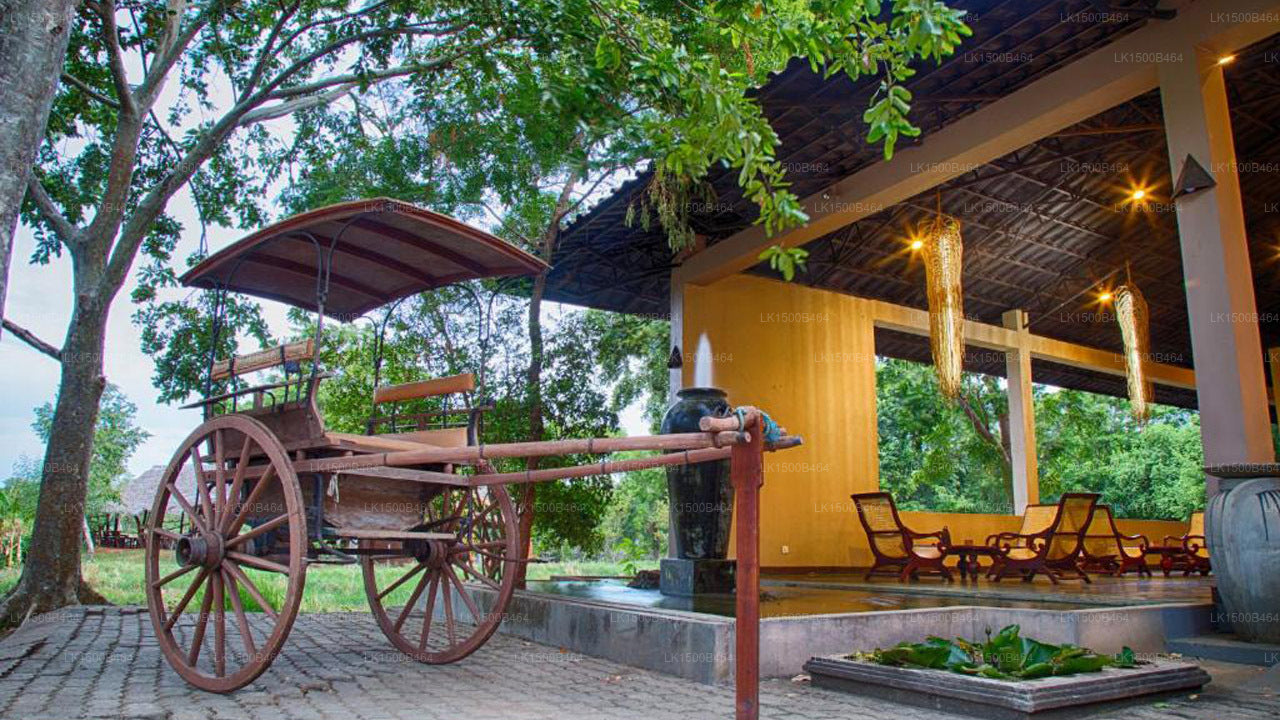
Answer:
419;538;453;568
175;531;224;569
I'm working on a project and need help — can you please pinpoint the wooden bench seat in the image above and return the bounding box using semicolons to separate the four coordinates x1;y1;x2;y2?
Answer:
325;431;446;453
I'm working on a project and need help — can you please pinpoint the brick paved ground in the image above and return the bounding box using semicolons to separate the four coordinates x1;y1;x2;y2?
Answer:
0;607;1276;720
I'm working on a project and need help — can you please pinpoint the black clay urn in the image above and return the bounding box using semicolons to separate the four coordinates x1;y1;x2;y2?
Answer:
660;387;734;560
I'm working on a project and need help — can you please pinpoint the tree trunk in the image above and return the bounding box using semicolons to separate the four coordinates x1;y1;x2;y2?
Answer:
514;270;548;588
0;289;111;626
0;0;77;332
514;173;580;588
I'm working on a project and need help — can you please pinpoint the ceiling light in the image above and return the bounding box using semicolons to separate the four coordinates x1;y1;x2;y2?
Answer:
1099;291;1113;302
1130;188;1146;201
910;239;924;251
1218;55;1235;66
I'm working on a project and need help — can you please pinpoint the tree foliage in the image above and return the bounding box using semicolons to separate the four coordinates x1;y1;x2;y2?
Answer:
5;384;150;522
876;357;1210;520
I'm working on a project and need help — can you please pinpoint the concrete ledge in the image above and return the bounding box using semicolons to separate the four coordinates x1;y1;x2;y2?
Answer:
1166;634;1280;666
758;602;1213;679
436;585;736;683
804;655;1211;720
436;582;1213;684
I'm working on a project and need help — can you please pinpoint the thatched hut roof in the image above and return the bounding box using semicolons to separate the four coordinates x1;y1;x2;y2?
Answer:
115;463;197;517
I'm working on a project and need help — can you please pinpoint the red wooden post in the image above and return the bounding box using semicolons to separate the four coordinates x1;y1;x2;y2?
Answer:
731;413;764;720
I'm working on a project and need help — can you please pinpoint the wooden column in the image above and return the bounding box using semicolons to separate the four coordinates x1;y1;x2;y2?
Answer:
1002;310;1039;512
1158;47;1276;494
731;413;763;720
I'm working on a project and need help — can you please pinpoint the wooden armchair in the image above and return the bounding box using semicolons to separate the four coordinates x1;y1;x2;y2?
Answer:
986;504;1056;557
1162;510;1211;576
851;492;952;582
986;493;1099;584
1080;505;1151;577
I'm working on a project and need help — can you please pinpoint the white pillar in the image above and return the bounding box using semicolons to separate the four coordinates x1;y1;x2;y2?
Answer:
1003;309;1039;513
1158;47;1276;493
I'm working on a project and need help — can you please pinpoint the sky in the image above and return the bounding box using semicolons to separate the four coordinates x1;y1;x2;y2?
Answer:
0;188;650;482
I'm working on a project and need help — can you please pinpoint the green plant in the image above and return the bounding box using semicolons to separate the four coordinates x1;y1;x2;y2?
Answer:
857;625;1138;681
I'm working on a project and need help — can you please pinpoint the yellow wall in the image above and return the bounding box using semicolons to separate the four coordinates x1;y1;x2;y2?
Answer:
683;274;879;568
682;274;1193;568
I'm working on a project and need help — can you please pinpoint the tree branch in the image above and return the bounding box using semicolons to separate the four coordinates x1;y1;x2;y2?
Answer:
956;392;1011;466
1;319;62;361
137;0;224;109
240;0;302;100
240;82;357;125
106;27;506;293
26;175;81;246
61;73;120;109
267;61;453;101
96;0;137;116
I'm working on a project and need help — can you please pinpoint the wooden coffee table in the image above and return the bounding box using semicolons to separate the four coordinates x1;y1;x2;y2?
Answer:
1147;544;1191;576
947;543;998;580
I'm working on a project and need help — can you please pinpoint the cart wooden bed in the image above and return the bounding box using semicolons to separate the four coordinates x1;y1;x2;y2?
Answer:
143;199;799;719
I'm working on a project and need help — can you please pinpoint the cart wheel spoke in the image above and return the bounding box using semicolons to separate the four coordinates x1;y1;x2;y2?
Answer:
191;445;216;527
441;571;457;647
393;568;434;633
221;438;256;530
225;514;289;549
167;484;208;535
457;559;502;591
213;429;227;530
222;568;259;659
225;465;276;537
152;527;184;543
226;550;289;575
445;564;484;623
187;585;214;667
163;567;210;632
212;572;226;677
377;562;426;601
419;572;441;652
152;563;198;589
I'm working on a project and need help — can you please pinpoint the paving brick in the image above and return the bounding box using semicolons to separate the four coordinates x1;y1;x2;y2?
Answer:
0;607;1275;719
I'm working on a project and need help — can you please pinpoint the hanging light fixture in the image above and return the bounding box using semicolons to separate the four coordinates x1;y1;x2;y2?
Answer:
921;205;965;399
1113;282;1152;420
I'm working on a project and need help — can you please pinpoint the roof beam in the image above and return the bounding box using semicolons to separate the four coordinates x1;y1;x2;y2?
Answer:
676;0;1280;286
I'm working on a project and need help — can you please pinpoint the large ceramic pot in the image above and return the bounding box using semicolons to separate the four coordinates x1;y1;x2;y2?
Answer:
661;387;733;560
1204;465;1280;643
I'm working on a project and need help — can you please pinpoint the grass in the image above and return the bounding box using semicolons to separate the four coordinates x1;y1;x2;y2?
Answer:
0;550;653;613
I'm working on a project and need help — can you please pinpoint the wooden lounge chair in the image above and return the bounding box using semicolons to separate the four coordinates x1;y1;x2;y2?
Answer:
851;492;952;581
986;493;1099;584
1161;511;1211;576
1080;505;1151;577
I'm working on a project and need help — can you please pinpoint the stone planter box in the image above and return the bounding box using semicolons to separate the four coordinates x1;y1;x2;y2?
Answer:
803;654;1210;720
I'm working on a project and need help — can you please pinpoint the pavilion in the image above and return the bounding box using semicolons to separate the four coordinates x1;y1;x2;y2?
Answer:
544;0;1280;571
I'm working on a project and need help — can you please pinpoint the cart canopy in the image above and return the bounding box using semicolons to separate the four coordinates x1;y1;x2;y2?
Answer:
180;198;547;319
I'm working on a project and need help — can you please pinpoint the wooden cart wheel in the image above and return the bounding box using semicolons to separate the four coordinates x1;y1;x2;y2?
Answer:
144;415;307;692
360;477;518;663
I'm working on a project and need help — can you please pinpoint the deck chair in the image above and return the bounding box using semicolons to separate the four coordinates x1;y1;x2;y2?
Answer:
1162;510;1211;576
851;492;952;582
1080;505;1151;577
987;493;1099;584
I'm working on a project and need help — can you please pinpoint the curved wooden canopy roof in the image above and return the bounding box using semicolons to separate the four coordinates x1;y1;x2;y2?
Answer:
181;198;547;320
